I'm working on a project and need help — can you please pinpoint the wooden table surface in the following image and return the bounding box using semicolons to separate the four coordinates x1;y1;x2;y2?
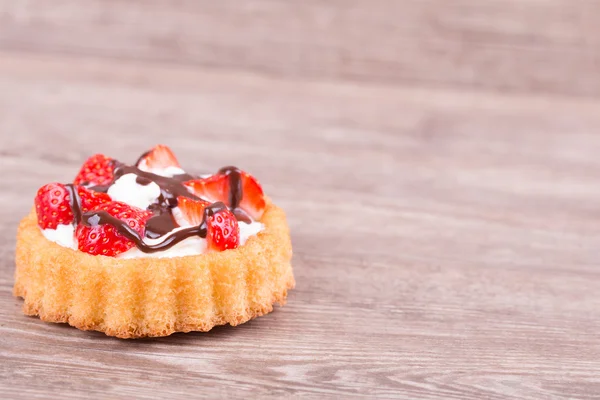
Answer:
1;1;600;399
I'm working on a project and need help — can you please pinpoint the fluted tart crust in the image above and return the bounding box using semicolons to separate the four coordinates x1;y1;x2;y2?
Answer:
14;201;294;339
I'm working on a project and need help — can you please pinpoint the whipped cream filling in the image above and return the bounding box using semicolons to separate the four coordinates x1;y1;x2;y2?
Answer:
42;220;263;259
107;173;161;210
42;224;78;249
41;166;264;258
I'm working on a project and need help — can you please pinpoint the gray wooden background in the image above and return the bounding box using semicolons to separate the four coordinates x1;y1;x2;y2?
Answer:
1;1;600;399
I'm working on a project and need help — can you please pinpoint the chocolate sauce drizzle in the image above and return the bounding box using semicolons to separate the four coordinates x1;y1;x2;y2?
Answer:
75;155;252;254
218;166;252;224
81;202;227;253
64;184;83;225
219;166;242;209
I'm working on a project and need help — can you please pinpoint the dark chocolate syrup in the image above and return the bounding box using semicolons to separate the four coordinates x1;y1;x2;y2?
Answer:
135;176;153;186
219;166;243;209
145;202;176;239
77;154;252;253
115;164;199;203
65;184;83;225
218;166;252;224
112;164;202;240
81;202;227;253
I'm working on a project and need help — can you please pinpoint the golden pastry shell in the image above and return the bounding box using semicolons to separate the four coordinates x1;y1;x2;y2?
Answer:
14;201;294;338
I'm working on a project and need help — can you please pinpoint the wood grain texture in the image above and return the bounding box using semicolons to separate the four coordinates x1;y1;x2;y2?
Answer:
1;1;600;399
1;0;600;97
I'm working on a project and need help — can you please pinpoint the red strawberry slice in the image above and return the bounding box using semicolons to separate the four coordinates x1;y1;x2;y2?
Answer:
176;196;239;251
136;144;180;171
206;206;240;251
35;183;111;229
184;167;266;220
176;196;210;226
78;186;112;212
76;201;151;257
237;170;266;220
74;154;116;186
183;175;227;204
35;183;72;229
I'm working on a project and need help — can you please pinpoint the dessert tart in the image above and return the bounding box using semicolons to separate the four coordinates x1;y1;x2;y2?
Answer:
14;145;294;338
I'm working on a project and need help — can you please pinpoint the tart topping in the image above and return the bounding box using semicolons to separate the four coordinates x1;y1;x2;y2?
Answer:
75;201;152;256
135;144;185;177
35;145;265;257
79;201;231;254
107;173;162;210
184;166;266;221
178;197;239;251
136;144;180;169
176;196;210;226
76;201;152;256
73;154;116;186
206;207;240;251
35;183;111;229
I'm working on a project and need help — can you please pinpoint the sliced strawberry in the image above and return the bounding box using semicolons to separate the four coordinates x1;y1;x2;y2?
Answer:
238;171;266;220
78;186;112;212
76;201;151;257
184;167;266;220
35;183;73;229
35;183;111;229
136;144;180;171
174;196;239;251
74;154;115;186
206;207;240;251
174;196;210;226
183;174;228;203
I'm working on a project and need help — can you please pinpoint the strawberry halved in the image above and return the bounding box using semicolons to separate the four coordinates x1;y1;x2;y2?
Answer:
206;207;239;251
35;183;73;229
237;170;266;220
74;154;116;186
35;183;111;229
183;175;228;204
183;167;266;220
78;186;112;213
174;196;239;251
136;144;180;171
76;201;151;257
175;196;210;226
